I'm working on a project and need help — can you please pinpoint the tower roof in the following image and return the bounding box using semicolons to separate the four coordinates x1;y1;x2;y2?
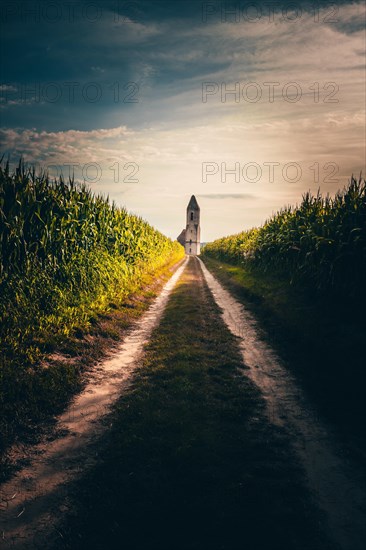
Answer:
187;195;200;210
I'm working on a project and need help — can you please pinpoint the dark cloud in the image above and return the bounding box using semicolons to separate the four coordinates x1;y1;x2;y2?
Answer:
1;1;363;132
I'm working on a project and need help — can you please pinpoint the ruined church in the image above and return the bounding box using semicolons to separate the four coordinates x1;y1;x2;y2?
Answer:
177;195;201;255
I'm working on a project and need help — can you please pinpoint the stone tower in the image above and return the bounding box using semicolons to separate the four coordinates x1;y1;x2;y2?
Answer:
185;195;200;255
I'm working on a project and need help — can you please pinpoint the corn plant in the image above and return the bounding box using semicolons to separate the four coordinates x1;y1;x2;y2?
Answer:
0;159;184;359
203;176;366;298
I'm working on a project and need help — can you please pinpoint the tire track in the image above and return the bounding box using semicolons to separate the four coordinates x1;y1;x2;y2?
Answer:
0;258;188;549
199;257;366;550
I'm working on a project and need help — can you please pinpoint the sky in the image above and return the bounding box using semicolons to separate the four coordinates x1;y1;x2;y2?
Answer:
0;0;365;241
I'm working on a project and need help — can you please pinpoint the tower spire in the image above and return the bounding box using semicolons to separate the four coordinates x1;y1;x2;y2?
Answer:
187;195;200;211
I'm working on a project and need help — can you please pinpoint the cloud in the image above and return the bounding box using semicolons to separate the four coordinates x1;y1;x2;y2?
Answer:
0;1;364;240
91;66;105;73
0;84;17;92
0;126;133;163
198;193;255;199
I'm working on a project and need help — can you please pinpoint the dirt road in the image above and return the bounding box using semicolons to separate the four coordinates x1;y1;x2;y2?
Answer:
0;256;365;549
0;259;188;548
199;258;366;550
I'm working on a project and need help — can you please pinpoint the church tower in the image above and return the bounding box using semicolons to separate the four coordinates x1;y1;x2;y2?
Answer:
185;195;200;255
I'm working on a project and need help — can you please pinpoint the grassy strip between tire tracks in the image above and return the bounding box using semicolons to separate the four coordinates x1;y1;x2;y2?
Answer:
201;256;366;455
55;257;332;550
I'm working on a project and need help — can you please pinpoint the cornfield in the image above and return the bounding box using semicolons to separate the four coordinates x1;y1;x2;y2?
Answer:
203;176;366;298
0;159;184;362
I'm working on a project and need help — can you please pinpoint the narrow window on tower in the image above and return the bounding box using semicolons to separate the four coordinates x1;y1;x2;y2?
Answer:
190;212;193;220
